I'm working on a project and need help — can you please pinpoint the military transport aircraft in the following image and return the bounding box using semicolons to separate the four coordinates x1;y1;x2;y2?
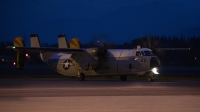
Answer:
7;34;189;82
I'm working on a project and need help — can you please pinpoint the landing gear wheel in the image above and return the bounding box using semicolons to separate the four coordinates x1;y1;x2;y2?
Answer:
78;73;85;81
147;72;155;82
120;76;127;81
148;77;155;82
77;70;85;81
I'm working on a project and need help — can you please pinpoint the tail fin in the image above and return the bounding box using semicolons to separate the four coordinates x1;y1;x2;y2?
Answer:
30;34;40;47
70;38;81;48
58;34;69;48
13;37;26;70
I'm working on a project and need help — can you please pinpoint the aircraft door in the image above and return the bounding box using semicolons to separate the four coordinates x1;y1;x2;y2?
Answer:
117;51;135;74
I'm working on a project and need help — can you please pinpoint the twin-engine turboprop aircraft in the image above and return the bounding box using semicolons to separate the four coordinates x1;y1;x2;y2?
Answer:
7;34;189;81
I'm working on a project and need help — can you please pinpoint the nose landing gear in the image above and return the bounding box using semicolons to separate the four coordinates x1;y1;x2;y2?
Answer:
147;72;155;82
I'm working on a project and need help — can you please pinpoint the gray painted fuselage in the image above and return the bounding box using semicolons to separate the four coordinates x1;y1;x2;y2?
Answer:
40;48;157;77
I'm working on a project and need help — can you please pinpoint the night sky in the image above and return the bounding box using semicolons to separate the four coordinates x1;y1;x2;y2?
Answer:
1;0;200;45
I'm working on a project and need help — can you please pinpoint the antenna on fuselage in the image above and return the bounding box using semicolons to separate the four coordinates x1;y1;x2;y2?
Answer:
137;45;141;49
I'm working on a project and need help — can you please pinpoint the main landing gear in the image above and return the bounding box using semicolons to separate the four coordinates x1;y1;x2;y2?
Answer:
120;75;127;81
77;70;85;81
147;72;155;82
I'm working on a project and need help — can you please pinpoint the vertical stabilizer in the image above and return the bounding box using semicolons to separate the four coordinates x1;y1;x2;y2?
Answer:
58;34;69;48
14;37;25;47
70;38;80;48
13;37;26;70
30;34;40;47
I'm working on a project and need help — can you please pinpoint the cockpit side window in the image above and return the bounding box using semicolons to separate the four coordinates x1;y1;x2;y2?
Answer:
143;51;154;56
136;51;141;56
151;51;155;55
141;51;144;56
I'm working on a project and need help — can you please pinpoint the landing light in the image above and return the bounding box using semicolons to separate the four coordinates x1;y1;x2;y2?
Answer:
12;46;15;49
151;67;159;74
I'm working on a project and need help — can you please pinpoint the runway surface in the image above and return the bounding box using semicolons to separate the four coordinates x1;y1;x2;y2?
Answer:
0;78;200;112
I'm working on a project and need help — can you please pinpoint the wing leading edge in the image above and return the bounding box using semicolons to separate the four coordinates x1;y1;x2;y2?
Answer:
6;46;85;54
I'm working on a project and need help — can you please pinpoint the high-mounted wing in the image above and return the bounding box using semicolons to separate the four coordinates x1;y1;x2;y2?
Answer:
6;46;84;54
154;48;190;51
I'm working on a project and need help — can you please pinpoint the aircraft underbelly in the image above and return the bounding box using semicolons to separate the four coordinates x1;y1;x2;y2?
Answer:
40;51;151;77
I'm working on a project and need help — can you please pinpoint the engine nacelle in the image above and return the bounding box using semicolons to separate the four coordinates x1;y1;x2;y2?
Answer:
86;47;108;60
97;47;107;60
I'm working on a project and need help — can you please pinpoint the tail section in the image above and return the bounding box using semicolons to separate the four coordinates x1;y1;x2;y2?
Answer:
70;38;81;48
14;37;25;47
30;34;40;47
13;37;26;70
58;34;69;48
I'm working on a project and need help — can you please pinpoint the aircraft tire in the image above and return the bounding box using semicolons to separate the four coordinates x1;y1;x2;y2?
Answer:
78;73;85;81
148;77;155;82
120;75;127;81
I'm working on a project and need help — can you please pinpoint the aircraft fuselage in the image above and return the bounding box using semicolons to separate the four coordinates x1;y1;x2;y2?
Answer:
40;48;160;77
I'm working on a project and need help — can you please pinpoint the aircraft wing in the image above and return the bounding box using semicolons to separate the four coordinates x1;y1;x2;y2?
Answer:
154;48;190;51
6;46;85;54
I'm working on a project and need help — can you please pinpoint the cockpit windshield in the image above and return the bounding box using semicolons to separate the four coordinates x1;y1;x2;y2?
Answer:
143;51;154;56
136;51;154;56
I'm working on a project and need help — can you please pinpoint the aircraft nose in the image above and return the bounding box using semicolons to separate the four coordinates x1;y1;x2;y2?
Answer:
150;57;160;68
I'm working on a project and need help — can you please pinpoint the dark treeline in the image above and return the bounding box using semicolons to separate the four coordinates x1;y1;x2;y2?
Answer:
1;35;200;66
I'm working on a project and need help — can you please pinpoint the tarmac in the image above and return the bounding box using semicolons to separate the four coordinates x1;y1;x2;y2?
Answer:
0;78;200;112
0;63;200;112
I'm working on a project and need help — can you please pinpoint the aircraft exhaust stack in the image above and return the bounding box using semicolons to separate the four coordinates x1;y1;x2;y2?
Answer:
97;47;108;60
